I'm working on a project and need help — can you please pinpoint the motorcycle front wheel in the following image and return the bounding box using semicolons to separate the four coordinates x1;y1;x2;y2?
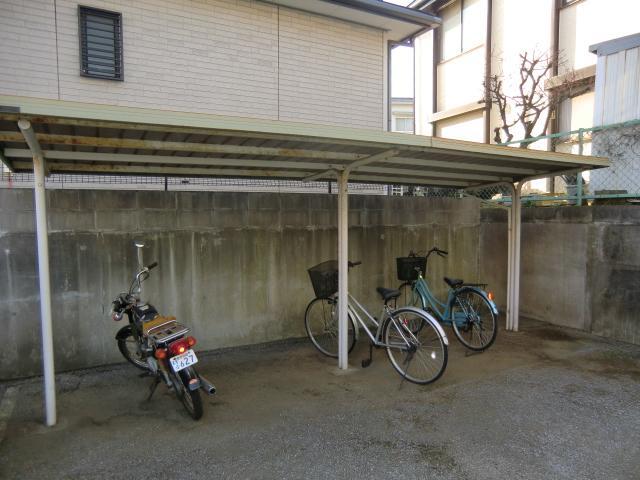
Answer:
171;367;203;420
116;326;148;370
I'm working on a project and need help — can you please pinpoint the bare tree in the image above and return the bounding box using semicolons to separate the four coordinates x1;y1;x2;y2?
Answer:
486;50;577;148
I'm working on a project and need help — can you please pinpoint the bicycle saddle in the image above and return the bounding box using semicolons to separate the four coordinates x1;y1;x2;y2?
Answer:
376;287;401;303
443;277;464;289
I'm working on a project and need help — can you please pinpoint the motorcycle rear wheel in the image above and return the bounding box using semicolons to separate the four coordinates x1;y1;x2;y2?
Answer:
173;368;203;420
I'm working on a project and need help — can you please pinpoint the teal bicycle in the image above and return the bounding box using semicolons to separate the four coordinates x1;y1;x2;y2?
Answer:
397;247;498;351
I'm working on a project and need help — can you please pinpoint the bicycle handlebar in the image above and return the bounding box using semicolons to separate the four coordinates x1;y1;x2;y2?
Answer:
348;260;362;268
147;261;159;270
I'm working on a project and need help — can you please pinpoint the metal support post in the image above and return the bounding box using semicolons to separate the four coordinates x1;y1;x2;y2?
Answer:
34;153;56;425
506;182;522;332
18;120;56;426
512;183;522;331
576;129;584;206
506;192;513;331
337;170;349;370
506;183;522;332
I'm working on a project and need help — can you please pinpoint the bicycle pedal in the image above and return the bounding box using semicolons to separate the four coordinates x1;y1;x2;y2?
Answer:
361;359;372;368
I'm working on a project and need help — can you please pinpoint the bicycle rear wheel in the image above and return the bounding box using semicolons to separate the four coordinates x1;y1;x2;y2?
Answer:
304;297;356;358
383;308;448;385
450;288;497;351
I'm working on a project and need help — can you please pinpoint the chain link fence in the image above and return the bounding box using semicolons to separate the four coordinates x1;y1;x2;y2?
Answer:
499;118;640;206
0;172;388;195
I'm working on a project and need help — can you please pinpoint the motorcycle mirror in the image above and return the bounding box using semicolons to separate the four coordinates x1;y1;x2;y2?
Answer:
135;241;145;248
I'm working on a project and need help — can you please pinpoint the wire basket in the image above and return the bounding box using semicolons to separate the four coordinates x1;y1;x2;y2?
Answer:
308;260;339;298
396;256;427;282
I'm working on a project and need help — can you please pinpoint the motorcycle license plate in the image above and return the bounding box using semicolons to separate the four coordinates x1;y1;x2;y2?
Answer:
170;350;198;372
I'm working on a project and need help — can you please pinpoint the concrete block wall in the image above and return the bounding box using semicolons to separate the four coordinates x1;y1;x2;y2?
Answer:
0;189;482;379
0;0;384;129
481;205;640;346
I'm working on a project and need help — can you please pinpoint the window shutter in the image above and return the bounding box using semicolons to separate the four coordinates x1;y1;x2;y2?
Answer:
79;6;123;80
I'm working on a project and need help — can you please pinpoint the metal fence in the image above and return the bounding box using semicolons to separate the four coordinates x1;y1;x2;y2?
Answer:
0;172;388;195
499;118;640;206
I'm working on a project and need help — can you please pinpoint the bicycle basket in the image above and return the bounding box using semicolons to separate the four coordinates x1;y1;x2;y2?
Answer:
308;260;339;298
396;256;427;282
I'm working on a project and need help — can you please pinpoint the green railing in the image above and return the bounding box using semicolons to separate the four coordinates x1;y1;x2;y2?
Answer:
498;118;640;206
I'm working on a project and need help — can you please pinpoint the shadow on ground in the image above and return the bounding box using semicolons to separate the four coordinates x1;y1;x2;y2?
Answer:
1;319;639;479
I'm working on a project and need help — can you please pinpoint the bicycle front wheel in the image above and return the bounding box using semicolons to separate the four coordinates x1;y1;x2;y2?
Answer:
383;308;448;385
397;282;425;309
304;297;356;358
450;288;497;351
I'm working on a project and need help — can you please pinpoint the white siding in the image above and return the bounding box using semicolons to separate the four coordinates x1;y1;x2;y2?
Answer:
0;0;59;99
558;0;640;74
0;0;384;130
55;0;279;119
277;7;383;129
436;45;484;112
435;111;484;142
593;45;640;126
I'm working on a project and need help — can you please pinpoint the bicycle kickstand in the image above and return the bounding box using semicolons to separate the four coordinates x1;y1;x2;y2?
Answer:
361;342;374;368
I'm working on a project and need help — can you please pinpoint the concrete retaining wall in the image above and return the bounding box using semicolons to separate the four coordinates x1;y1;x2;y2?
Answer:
0;189;482;379
481;205;640;345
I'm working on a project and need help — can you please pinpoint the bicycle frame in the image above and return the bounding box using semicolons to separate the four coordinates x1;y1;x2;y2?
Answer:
411;274;498;327
345;293;423;350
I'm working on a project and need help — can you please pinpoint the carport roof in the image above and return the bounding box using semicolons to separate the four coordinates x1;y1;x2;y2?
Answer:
0;96;608;188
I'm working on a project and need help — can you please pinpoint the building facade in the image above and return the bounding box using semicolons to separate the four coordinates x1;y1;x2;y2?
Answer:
0;0;438;191
412;0;640;145
0;0;438;132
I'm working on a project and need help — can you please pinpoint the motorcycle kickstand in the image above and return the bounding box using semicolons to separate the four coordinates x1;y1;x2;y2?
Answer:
361;342;374;368
147;376;161;401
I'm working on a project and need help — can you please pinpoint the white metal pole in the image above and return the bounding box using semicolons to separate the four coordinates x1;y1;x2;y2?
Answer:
512;183;522;332
33;153;56;426
506;188;514;331
337;171;349;370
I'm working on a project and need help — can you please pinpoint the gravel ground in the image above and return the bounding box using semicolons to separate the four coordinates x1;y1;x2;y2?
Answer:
1;319;639;479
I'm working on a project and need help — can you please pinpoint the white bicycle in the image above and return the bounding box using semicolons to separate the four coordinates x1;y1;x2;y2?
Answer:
304;260;449;385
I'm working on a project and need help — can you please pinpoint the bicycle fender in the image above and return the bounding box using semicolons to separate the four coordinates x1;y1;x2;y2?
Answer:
395;306;449;346
454;286;499;316
115;324;133;341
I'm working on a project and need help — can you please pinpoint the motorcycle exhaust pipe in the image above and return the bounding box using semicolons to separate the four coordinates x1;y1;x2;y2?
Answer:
198;374;217;395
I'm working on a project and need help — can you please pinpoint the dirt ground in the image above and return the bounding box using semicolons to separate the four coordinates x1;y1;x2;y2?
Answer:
1;319;639;479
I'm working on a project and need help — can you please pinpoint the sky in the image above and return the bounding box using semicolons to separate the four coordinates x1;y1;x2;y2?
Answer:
384;0;415;98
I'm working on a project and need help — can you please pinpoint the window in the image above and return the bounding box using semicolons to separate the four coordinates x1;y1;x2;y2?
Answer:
439;0;486;62
395;117;415;133
78;6;123;80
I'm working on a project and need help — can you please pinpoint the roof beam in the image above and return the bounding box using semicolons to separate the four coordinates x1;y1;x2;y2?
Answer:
345;149;399;173
349;173;471;187
11;161;311;179
4;149;341;171
0;148;13;172
0;115;383;149
0;132;368;161
302;169;337;182
391;156;542;175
